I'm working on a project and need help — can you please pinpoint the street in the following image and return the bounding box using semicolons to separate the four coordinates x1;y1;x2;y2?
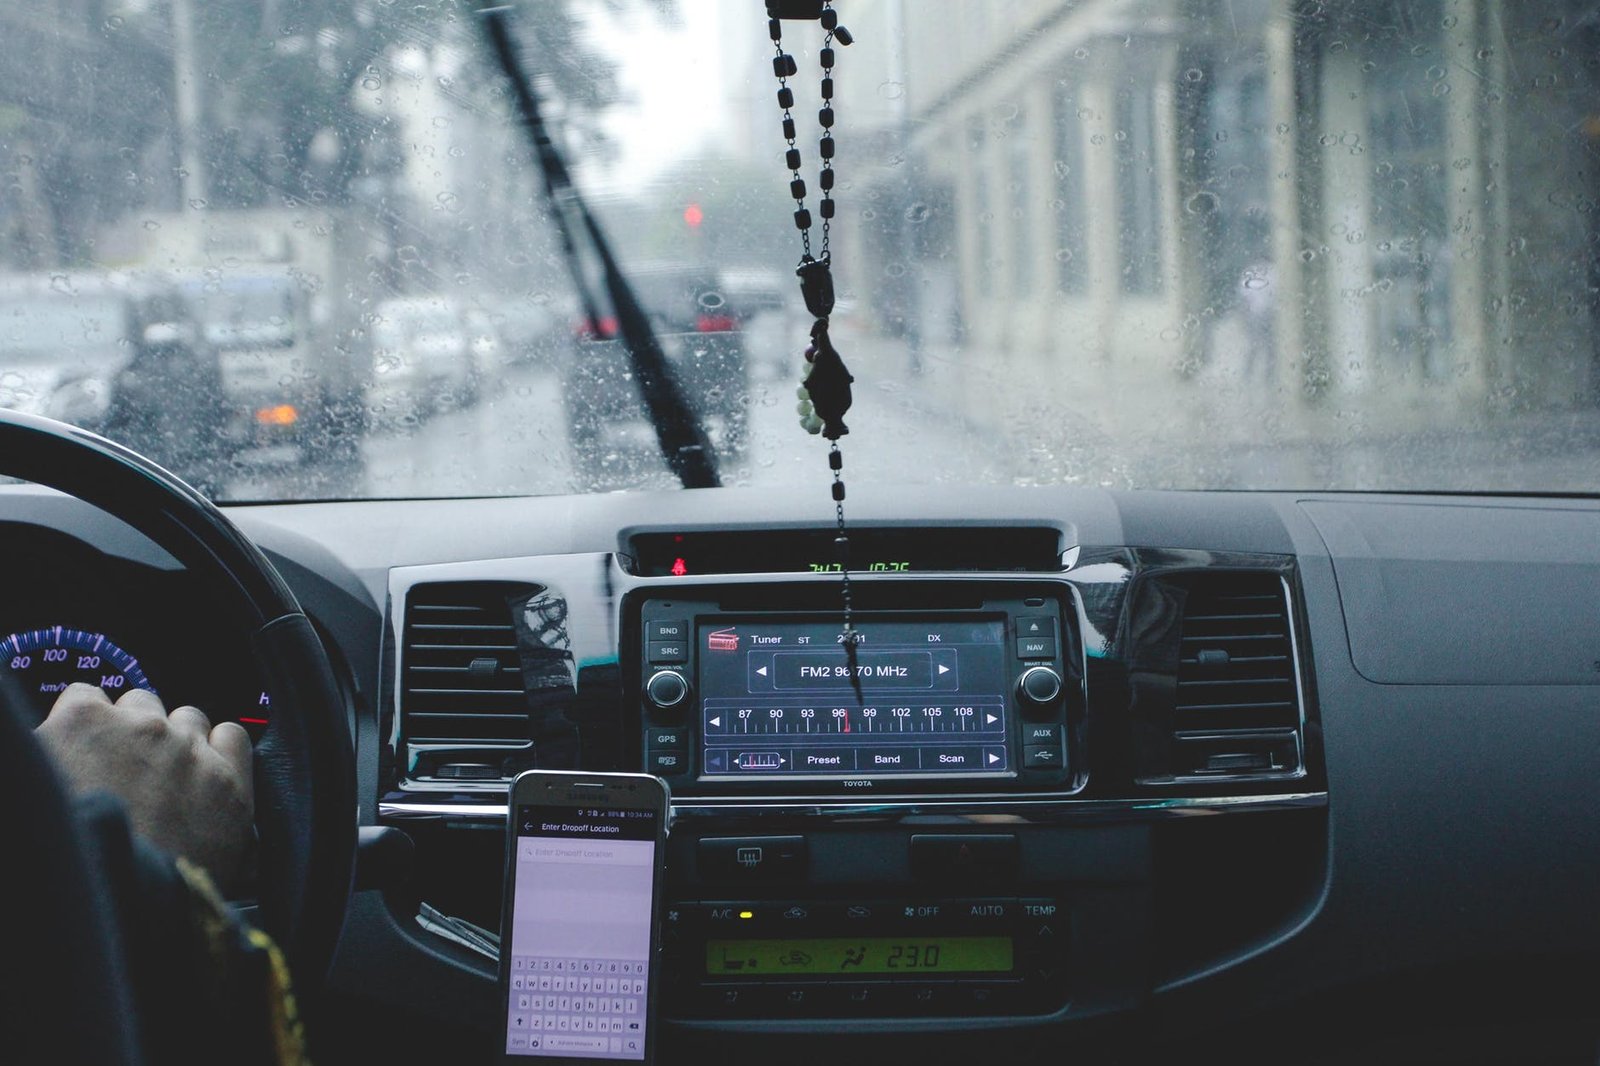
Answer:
222;313;1600;503
223;315;1016;502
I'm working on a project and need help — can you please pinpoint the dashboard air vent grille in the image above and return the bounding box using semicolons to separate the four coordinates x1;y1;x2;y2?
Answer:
401;582;534;745
1170;572;1302;778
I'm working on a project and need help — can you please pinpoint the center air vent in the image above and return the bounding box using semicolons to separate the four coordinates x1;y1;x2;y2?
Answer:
401;582;537;746
1155;571;1304;781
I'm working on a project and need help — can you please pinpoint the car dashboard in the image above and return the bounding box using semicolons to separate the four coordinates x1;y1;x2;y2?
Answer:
5;482;1598;1064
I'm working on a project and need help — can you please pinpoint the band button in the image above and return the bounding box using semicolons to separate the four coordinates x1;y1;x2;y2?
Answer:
648;619;689;642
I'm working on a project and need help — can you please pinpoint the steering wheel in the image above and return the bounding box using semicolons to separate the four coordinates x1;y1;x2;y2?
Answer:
0;411;356;996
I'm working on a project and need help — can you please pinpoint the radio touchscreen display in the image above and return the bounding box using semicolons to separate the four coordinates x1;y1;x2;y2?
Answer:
696;617;1013;779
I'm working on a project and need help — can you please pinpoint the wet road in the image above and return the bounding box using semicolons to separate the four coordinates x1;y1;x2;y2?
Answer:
224;316;1021;503
221;314;1600;502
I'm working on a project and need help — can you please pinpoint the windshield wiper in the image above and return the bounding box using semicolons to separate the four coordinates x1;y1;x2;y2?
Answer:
479;6;721;489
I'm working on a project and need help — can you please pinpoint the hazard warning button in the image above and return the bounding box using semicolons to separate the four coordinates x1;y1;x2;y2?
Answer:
909;834;1019;882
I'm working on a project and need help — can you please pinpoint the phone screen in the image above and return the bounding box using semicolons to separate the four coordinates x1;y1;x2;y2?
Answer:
504;802;661;1060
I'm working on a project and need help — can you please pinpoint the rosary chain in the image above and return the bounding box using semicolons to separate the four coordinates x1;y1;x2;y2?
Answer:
769;1;842;265
769;18;811;260
771;2;855;643
831;443;853;636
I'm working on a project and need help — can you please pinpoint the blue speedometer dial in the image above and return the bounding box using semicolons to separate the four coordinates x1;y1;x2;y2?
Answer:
2;626;157;714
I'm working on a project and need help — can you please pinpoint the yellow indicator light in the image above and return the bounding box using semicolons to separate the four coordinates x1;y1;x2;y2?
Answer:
738;911;754;920
255;404;299;426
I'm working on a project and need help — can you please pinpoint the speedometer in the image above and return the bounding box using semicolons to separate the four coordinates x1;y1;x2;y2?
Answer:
2;626;157;718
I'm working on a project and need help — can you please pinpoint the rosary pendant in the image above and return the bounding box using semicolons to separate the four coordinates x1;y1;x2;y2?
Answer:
800;318;853;440
793;258;853;438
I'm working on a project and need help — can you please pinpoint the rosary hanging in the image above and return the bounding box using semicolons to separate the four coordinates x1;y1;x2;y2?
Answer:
765;0;861;656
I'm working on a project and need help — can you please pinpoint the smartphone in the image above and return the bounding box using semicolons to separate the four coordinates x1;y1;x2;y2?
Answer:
499;770;670;1063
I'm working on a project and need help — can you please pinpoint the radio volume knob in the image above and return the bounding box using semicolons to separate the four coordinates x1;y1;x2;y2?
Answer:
645;670;690;714
1016;666;1062;715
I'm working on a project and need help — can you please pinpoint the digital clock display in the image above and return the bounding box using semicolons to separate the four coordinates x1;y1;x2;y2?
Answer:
705;936;1013;976
627;528;1062;577
807;561;909;573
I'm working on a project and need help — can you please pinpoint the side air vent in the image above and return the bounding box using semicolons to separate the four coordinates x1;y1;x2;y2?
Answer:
1166;572;1303;780
401;582;536;746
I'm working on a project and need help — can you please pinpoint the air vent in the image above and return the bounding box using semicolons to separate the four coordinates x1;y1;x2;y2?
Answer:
401;582;536;746
1168;572;1302;779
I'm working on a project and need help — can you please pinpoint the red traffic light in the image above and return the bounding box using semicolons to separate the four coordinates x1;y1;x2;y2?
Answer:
684;203;704;228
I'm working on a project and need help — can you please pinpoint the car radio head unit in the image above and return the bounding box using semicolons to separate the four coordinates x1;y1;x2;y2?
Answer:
633;587;1082;796
695;616;1014;780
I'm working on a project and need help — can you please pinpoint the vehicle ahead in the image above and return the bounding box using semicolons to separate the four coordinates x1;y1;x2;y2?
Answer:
366;296;478;425
484;295;561;369
171;267;344;461
101;289;232;484
562;265;750;476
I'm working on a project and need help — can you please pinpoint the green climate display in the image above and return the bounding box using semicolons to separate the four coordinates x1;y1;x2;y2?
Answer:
706;936;1013;976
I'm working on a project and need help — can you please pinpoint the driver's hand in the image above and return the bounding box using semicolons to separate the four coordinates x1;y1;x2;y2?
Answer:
36;683;254;893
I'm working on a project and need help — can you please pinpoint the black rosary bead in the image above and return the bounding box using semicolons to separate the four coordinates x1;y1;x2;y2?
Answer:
819;136;834;159
773;53;797;78
821;76;833;98
785;147;802;170
819;197;834;219
834;26;853;46
820;7;837;30
820;167;834;190
794;208;812;230
819;106;834;128
782;116;796;139
829;449;843;471
832;480;846;502
790;178;807;199
820;47;834;69
777;86;794;108
768;17;782;40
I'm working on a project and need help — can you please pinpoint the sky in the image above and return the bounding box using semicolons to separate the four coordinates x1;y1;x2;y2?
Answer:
581;0;747;188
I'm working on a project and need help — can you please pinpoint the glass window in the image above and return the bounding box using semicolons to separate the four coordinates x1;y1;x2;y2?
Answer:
1115;83;1164;296
1052;81;1089;294
1008;110;1032;294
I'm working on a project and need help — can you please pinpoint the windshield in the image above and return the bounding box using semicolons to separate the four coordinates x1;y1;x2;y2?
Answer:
4;1;1598;499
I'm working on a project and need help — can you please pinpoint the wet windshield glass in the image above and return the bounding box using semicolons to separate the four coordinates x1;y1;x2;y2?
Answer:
3;1;1598;499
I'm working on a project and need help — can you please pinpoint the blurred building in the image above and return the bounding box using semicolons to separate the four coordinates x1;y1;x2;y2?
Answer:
844;0;1600;434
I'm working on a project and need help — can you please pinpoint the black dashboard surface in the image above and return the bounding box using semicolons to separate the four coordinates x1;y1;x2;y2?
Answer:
4;482;1598;1064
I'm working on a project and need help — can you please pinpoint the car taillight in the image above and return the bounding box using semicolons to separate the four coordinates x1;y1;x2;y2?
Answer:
696;314;738;333
575;316;618;340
